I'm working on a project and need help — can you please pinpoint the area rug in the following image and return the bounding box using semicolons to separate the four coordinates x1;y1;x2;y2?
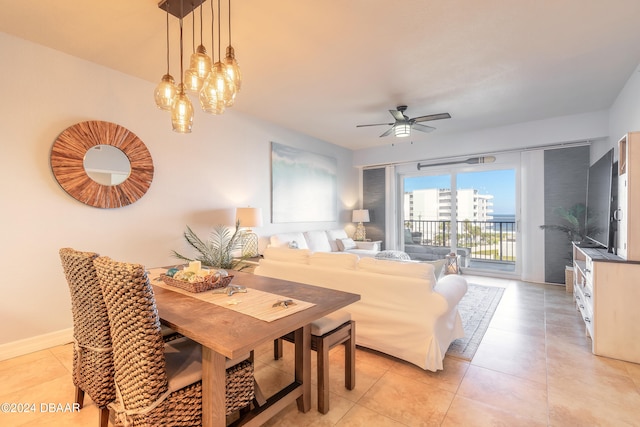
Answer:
446;283;505;361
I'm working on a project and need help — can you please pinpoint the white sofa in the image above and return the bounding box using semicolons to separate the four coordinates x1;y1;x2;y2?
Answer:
269;229;380;258
254;247;468;371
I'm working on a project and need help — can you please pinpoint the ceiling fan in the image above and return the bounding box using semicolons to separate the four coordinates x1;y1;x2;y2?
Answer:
356;105;451;137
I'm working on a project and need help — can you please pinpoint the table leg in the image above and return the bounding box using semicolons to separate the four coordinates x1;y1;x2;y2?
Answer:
294;324;311;412
202;346;227;427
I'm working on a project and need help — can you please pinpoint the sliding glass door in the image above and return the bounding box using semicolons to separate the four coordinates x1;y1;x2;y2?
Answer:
403;168;517;274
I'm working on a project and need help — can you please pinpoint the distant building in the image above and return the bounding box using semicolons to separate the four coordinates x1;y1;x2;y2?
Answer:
404;188;494;221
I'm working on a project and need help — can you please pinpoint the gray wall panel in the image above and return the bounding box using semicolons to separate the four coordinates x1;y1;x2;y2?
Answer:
543;146;589;283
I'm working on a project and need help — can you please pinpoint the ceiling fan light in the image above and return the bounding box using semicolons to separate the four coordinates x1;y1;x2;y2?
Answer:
154;74;177;111
395;123;411;137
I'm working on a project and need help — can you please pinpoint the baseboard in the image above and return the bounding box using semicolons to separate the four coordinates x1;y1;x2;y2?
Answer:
0;328;73;362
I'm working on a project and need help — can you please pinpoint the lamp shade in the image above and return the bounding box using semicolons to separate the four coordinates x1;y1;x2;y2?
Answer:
236;207;263;228
352;209;370;223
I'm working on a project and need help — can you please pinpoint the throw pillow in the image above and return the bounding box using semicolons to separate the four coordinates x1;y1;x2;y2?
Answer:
269;232;309;249
336;238;357;251
326;229;349;251
375;250;411;261
303;230;332;252
423;259;446;279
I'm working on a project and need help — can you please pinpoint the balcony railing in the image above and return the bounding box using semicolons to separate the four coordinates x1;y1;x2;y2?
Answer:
405;219;516;262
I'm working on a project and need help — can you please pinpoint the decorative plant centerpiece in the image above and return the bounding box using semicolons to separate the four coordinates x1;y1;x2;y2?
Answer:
172;220;249;271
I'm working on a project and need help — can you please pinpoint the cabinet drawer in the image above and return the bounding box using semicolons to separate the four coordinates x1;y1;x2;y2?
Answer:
575;288;594;337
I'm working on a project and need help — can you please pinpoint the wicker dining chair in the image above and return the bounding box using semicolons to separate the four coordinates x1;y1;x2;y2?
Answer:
59;248;115;427
94;256;255;426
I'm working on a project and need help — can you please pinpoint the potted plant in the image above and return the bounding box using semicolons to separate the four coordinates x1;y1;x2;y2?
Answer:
172;220;249;271
539;203;595;257
539;203;596;290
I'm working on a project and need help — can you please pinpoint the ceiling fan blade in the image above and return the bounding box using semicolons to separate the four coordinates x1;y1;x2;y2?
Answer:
379;127;395;137
412;113;451;123
356;122;394;128
412;123;436;133
389;110;405;121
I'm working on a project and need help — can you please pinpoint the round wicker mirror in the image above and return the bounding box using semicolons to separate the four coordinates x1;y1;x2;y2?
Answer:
50;121;154;208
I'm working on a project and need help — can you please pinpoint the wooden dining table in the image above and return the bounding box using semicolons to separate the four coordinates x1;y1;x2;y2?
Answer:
150;269;360;427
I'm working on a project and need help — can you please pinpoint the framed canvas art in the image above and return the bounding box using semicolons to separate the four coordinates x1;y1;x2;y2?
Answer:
271;142;337;222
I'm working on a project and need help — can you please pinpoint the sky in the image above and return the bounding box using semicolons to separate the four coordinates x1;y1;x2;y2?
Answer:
404;169;516;215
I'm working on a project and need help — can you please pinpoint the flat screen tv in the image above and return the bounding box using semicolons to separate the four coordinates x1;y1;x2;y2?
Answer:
585;148;617;251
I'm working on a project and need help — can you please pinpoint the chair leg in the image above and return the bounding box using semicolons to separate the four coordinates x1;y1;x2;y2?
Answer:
316;336;330;414
273;338;283;360
75;386;84;409
345;321;355;390
99;406;109;427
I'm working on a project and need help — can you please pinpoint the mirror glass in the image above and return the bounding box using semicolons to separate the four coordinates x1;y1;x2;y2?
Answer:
83;145;131;186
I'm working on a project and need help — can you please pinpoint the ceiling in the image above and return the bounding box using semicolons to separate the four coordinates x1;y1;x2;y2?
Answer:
2;0;640;150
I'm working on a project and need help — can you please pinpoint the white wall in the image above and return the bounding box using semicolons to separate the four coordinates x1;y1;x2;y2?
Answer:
608;63;640;157
0;33;358;353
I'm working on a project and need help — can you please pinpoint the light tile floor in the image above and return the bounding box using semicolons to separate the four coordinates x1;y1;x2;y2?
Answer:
1;275;640;426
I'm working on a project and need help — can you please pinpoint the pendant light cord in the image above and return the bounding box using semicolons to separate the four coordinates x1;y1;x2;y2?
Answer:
228;0;231;45
210;0;215;61
217;0;221;60
179;17;184;84
165;2;170;74
199;3;204;45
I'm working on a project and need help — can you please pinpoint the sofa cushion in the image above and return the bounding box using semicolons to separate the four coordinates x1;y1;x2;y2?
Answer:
270;232;309;250
423;259;446;279
311;310;352;336
309;252;359;270
336;238;357;251
262;247;310;264
326;229;349;251
304;231;332;252
357;257;436;283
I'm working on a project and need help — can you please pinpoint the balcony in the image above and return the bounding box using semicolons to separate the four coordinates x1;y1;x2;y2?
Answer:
405;219;516;265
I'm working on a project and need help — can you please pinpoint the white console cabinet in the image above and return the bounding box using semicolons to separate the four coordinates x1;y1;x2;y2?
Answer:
617;132;640;260
573;243;640;363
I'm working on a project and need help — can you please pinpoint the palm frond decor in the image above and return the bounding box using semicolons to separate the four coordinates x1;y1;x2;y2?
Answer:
172;220;248;270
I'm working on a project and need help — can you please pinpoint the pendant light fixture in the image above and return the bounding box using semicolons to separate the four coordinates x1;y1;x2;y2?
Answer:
154;3;177;111
156;0;241;132
199;0;222;113
223;0;241;103
171;16;194;133
201;0;234;114
184;3;212;92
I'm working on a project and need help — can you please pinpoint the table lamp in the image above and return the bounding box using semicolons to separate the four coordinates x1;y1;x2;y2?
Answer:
236;207;263;257
352;209;370;241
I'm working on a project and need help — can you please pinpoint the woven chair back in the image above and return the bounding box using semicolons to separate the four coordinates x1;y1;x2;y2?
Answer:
94;256;170;418
59;248;115;407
